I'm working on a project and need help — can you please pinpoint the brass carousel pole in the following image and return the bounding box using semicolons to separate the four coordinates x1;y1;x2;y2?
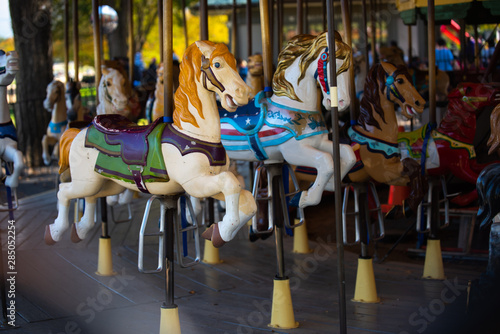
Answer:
73;0;79;81
340;0;357;119
231;0;237;55
158;0;163;62
297;0;303;35
200;0;209;40
92;0;102;101
64;0;69;83
247;0;253;55
327;0;347;332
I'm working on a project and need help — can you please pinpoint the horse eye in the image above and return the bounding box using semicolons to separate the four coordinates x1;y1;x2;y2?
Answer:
397;78;404;84
107;80;112;86
214;62;221;68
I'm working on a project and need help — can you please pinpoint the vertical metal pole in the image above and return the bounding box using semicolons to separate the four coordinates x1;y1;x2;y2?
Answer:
408;25;412;67
259;0;273;97
340;0;356;120
247;0;252;56
163;0;173;121
182;0;188;50
322;0;327;32
272;172;285;278
427;0;436;124
200;0;209;40
304;0;309;35
297;0;303;35
231;0;237;55
100;197;109;237
370;0;377;64
128;0;134;84
92;0;102;105
277;0;283;50
164;207;175;306
327;0;347;332
64;0;69;83
158;0;163;63
362;0;370;73
73;0;79;81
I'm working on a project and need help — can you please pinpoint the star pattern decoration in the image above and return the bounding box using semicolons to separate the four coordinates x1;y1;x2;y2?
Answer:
246;118;251;125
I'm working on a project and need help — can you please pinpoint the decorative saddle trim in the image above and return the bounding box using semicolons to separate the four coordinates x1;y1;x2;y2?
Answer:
432;130;476;159
49;120;68;134
348;126;400;159
220;91;328;161
0;121;18;141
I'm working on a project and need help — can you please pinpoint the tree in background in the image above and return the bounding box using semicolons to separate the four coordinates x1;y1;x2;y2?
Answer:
9;0;53;167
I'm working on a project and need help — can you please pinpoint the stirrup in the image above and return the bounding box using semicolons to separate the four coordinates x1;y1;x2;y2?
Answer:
342;182;385;246
416;176;449;233
251;163;304;234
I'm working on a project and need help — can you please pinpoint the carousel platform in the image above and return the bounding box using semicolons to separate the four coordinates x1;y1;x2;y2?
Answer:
0;185;487;334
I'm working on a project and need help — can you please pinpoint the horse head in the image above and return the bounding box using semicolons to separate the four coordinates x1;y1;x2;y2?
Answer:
43;80;66;112
247;54;263;77
0;50;19;86
99;65;130;114
448;82;500;113
359;62;424;130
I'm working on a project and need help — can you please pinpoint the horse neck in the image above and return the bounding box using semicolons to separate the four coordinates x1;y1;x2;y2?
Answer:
438;98;476;143
246;73;264;95
178;86;221;142
359;94;399;143
51;94;67;123
270;57;318;111
0;86;10;124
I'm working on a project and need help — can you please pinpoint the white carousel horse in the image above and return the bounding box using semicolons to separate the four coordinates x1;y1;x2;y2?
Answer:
220;31;356;209
45;41;256;248
42;80;68;165
0;50;24;189
96;64;131;117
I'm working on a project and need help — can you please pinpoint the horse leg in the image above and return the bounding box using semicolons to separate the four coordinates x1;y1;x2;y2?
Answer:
283;144;334;208
3;145;25;189
182;171;256;247
41;134;51;165
320;142;356;191
72;181;126;242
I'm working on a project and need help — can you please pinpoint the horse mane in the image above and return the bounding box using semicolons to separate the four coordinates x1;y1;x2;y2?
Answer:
358;63;411;131
488;104;500;155
272;31;351;102
174;41;235;129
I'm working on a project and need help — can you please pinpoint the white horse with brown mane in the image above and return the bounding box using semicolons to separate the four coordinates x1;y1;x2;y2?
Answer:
96;63;130;117
45;41;256;247
220;31;356;208
0;50;24;189
42;79;68;165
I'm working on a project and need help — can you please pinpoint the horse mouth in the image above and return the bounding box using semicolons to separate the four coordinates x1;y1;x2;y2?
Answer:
405;105;420;118
224;95;242;111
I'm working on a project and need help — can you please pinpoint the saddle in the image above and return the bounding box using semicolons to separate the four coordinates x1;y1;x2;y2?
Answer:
93;114;162;165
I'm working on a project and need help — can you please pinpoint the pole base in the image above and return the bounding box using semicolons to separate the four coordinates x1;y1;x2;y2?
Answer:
202;239;223;264
95;237;116;276
293;219;312;254
423;239;446;280
352;257;380;303
159;304;181;334
268;278;299;329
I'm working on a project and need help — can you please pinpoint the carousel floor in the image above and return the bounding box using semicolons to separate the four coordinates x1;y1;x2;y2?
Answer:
0;188;488;334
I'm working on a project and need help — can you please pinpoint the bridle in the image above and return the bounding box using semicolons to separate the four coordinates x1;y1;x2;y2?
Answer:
201;55;225;93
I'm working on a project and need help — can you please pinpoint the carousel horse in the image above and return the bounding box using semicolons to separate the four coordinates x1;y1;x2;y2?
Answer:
96;63;131;117
379;46;450;103
44;40;256;248
398;82;500;206
65;78;93;124
42;80;68;165
220;31;356;209
347;62;427;215
0;50;24;189
146;61;180;123
246;53;264;98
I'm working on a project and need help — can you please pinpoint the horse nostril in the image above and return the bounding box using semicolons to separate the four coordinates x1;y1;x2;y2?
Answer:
415;100;421;106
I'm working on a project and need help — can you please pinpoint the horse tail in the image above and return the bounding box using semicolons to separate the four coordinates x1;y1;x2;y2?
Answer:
59;128;81;177
488;104;500;155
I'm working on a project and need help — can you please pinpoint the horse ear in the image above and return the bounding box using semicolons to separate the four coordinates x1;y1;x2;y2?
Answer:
195;41;216;58
101;65;109;76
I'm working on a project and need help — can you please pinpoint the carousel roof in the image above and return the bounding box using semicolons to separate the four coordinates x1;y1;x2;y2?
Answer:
396;0;500;25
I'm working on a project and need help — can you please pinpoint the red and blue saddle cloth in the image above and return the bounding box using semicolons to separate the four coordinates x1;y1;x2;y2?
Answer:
220;91;328;161
0;120;18;141
84;114;226;193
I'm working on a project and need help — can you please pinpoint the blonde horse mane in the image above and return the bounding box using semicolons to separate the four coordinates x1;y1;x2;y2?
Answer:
488;104;500;155
272;31;351;102
174;41;235;129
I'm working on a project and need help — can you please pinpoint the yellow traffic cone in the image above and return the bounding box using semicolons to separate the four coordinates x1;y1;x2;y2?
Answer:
352;257;380;303
268;278;299;329
293;219;312;254
159;305;181;334
95;236;117;276
422;239;445;280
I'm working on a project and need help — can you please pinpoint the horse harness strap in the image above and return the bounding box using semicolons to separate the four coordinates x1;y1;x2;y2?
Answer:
315;47;330;94
459;87;488;110
103;81;113;104
385;73;405;104
201;55;225;92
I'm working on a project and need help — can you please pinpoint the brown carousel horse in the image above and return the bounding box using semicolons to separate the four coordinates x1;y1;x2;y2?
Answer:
246;53;264;98
347;62;427;216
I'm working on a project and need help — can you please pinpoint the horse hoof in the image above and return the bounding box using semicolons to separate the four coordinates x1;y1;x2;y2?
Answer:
70;224;82;243
201;225;214;241
44;226;57;246
211;224;226;248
